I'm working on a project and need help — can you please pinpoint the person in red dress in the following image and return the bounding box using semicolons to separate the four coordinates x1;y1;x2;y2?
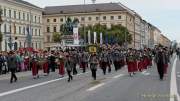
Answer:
58;53;65;77
43;57;49;76
127;50;135;77
31;54;39;79
132;50;138;73
137;51;144;72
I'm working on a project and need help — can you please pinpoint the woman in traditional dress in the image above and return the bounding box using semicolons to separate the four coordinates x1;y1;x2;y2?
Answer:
43;56;49;76
126;50;135;77
58;52;65;77
31;54;39;79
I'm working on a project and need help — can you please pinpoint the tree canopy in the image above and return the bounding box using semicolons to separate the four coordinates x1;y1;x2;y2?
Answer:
52;32;62;43
79;24;132;45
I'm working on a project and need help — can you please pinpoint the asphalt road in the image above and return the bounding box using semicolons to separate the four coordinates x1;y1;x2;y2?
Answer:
0;55;179;101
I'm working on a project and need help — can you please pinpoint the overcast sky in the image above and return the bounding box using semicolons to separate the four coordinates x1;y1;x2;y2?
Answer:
25;0;180;42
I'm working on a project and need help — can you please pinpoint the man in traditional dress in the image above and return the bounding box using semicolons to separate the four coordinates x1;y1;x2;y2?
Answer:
113;49;120;71
7;51;18;83
155;47;166;80
65;55;73;82
100;50;109;75
89;53;99;80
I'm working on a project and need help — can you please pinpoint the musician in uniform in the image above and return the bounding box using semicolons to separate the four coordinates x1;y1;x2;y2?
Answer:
89;53;99;80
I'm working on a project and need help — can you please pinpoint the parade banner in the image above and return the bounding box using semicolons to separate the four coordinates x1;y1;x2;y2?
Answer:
89;46;97;53
73;27;79;45
94;32;97;44
100;32;103;45
88;30;91;44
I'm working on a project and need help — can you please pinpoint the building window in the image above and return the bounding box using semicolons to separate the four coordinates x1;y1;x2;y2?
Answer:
4;9;6;17
23;13;25;20
9;10;11;18
35;29;37;36
23;27;25;35
18;12;21;20
47;27;50;32
39;29;41;36
53;19;56;22
96;17;99;21
14;11;16;19
38;17;40;23
47;35;50;42
103;16;106;20
24;42;26;47
35;16;37;23
81;17;85;21
4;24;6;33
39;42;41;49
36;42;38;49
32;43;34;48
80;24;84;27
118;16;121;19
19;41;22;48
27;13;29;21
53;26;57;32
111;16;114;20
47;19;50;22
19;26;21;34
88;17;92;21
9;25;11;33
60;18;63;22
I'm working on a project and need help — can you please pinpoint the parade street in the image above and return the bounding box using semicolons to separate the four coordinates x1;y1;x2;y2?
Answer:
0;55;178;101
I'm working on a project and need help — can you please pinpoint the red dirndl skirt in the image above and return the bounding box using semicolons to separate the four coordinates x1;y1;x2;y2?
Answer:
127;62;134;73
143;58;148;69
32;62;38;76
43;62;49;73
59;62;65;75
133;61;138;72
138;61;144;72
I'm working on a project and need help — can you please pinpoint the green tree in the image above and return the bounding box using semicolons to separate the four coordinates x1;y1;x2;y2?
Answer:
79;24;132;46
107;24;132;46
52;32;62;43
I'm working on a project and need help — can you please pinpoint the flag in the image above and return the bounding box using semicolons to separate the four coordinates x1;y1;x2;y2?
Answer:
100;32;103;45
88;30;91;44
26;25;32;48
94;32;97;44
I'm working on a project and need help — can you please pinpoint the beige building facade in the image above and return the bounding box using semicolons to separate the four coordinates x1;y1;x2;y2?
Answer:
0;0;43;51
43;3;138;49
159;34;171;47
0;1;171;50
